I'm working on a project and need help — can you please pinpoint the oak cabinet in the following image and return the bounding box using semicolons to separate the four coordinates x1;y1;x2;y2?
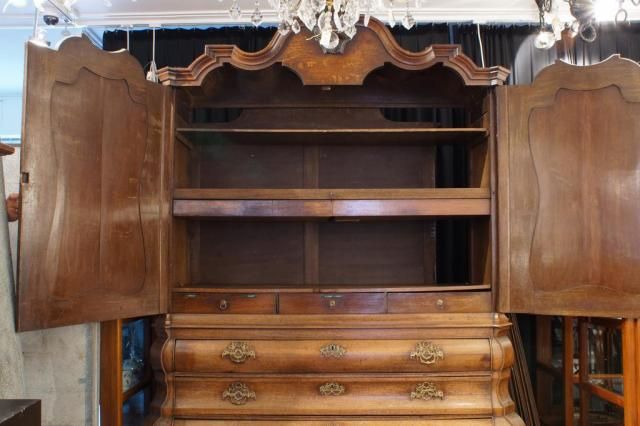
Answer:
16;17;640;424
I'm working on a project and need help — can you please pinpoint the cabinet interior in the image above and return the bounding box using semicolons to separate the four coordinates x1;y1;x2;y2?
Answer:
170;63;492;294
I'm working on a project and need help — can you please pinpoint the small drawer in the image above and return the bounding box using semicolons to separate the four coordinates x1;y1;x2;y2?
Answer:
173;375;492;417
172;292;276;314
387;291;492;314
174;338;491;373
278;293;386;314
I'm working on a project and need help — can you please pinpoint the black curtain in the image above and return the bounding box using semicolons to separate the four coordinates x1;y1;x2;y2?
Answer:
103;22;640;84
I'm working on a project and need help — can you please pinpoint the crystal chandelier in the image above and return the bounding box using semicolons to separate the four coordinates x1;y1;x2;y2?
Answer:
535;0;640;49
228;0;416;51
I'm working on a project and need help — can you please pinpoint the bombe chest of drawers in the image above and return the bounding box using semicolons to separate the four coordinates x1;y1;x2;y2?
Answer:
16;16;640;426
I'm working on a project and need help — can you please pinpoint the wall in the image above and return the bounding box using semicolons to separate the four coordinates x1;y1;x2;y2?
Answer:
0;28;99;426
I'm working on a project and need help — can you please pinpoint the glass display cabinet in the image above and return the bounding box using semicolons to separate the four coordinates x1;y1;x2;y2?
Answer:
100;317;152;426
535;317;639;426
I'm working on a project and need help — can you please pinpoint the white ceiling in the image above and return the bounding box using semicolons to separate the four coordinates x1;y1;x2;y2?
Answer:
0;0;548;28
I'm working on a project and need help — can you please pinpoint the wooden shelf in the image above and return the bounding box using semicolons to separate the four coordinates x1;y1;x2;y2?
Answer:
173;284;491;294
176;127;488;145
173;188;490;218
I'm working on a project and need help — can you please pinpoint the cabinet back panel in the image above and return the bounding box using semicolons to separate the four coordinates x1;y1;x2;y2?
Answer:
318;221;430;285
198;144;304;188
318;145;434;188
196;222;304;284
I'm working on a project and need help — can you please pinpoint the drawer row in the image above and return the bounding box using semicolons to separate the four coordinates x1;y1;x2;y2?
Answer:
172;339;491;374
171;291;492;315
173;419;496;425
171;374;493;417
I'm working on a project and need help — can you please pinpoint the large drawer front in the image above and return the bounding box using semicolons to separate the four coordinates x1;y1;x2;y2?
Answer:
174;339;491;373
173;419;494;425
173;375;491;417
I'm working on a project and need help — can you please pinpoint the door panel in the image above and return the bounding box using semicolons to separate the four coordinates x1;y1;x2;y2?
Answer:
17;37;169;330
498;56;640;318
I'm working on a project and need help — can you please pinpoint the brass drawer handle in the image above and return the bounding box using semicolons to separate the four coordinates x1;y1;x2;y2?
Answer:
320;343;347;358
410;341;444;365
222;382;256;405
222;341;256;364
319;382;346;396
410;382;444;401
218;298;229;311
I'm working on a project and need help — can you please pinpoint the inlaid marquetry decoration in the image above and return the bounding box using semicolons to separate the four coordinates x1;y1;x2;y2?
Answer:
410;382;445;401
410;341;445;365
222;382;256;405
319;382;346;396
320;343;347;358
221;341;256;364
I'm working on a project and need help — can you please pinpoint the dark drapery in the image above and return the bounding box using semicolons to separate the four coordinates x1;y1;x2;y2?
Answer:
102;22;640;86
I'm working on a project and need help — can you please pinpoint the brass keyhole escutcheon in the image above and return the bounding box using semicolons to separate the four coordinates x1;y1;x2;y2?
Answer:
319;382;346;396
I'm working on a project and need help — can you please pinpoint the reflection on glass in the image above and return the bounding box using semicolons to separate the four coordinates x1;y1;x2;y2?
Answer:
587;322;623;396
122;319;148;392
586;394;624;425
123;387;150;426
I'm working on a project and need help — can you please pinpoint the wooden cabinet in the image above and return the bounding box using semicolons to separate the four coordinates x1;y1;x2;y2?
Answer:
497;57;640;318
15;17;640;425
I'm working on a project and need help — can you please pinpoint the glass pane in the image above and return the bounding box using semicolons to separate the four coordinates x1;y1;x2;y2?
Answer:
587;322;623;396
122;318;148;392
584;394;624;425
122;387;150;426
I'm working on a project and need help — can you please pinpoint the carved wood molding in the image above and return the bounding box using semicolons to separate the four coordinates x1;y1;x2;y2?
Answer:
158;18;509;87
528;55;640;103
41;36;152;107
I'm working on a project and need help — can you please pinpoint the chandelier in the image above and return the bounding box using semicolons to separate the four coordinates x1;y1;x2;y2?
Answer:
535;0;640;49
228;0;416;51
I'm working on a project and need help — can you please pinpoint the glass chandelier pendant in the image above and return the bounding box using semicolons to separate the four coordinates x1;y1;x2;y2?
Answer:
255;0;418;49
229;0;242;19
402;1;415;29
251;0;263;26
387;0;396;28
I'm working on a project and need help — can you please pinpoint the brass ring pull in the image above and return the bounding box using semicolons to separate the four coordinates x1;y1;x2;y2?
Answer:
410;341;444;365
319;382;345;396
222;341;256;364
410;382;444;401
222;382;256;405
218;298;229;311
320;343;347;358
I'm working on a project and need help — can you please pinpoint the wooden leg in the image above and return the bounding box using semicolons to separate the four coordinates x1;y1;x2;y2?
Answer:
100;319;123;426
623;319;638;426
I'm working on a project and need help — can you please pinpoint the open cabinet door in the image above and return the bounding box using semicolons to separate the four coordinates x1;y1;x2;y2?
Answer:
17;37;170;331
497;56;640;318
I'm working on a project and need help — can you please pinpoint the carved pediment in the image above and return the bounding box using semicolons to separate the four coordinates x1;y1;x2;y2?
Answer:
158;18;509;87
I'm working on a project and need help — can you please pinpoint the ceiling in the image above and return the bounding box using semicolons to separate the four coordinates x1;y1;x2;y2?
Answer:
0;0;549;28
